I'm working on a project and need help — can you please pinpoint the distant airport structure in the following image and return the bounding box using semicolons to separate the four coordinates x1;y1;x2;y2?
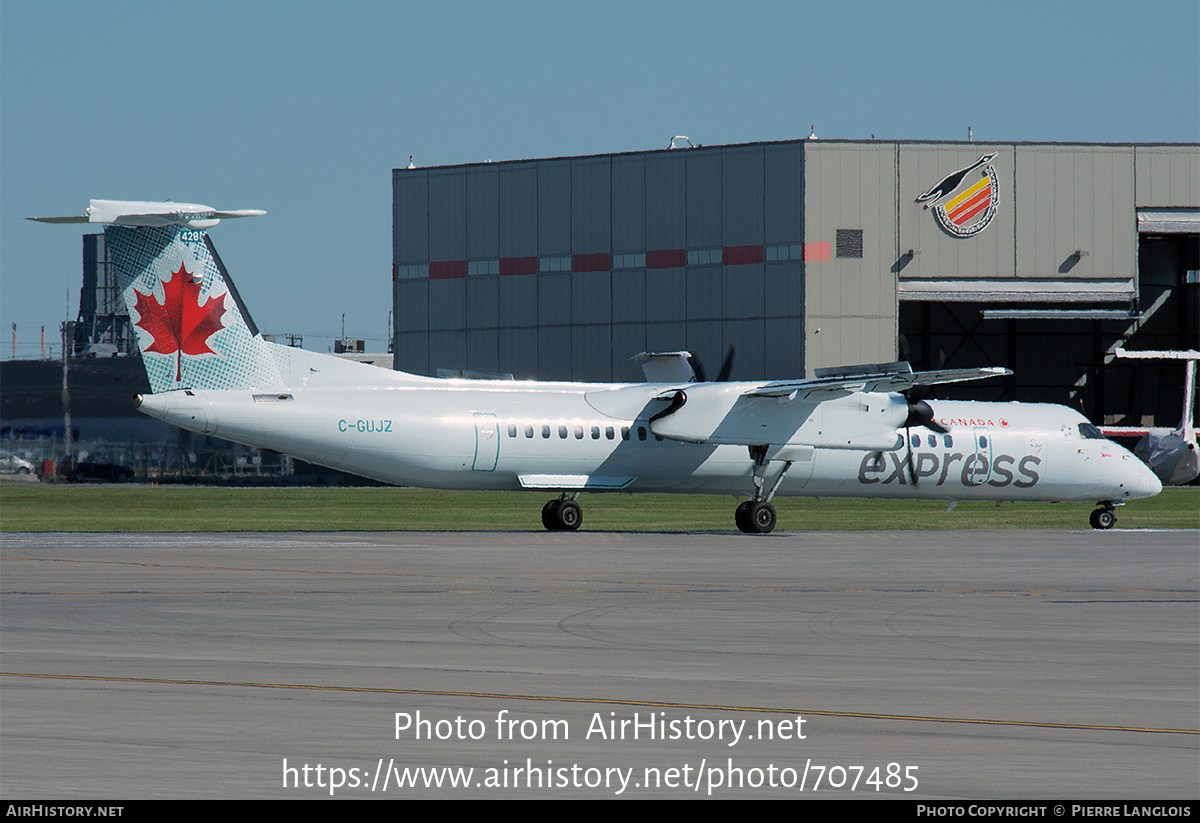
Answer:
392;138;1198;428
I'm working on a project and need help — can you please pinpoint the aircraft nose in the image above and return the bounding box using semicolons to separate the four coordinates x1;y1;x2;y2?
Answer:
1137;462;1163;498
1125;456;1163;499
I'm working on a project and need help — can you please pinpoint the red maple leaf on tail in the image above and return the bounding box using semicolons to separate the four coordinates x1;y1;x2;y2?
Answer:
133;262;227;382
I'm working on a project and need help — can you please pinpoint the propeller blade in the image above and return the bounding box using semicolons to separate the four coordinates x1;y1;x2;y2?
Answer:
905;399;949;434
716;342;737;382
689;342;736;383
906;426;918;487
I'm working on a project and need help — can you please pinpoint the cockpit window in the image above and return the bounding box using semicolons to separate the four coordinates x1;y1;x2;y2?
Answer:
1078;423;1108;440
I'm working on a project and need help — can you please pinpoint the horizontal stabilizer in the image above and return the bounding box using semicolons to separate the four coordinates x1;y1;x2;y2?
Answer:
28;200;265;228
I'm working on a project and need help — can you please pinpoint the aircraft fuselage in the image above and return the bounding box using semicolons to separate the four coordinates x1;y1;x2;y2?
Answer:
138;377;1160;505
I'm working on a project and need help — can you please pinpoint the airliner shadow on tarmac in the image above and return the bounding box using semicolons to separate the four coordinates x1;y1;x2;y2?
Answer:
31;200;1162;532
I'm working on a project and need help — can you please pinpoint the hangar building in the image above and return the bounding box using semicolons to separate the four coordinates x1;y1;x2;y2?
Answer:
392;139;1198;426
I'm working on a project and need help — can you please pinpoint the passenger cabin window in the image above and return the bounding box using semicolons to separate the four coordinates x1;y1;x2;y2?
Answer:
507;424;517;438
638;426;647;441
621;426;630;441
558;425;568;439
943;435;953;448
605;426;614;440
542;425;551;439
574;425;584;440
591;426;600;440
525;425;534;438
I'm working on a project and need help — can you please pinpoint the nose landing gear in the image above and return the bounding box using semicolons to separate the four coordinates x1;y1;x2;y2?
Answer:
1089;503;1117;530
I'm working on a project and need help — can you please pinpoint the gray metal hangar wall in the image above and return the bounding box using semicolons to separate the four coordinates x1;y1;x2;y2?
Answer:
393;141;819;382
393;140;1197;420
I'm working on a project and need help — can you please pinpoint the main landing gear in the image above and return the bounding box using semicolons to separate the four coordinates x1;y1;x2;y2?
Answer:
542;493;582;531
735;447;792;534
1089;503;1117;530
735;500;776;534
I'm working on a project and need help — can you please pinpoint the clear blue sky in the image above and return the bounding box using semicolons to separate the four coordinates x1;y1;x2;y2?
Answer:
3;0;1197;359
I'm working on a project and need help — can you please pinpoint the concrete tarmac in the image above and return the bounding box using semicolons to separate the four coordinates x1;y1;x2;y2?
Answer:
2;529;1196;799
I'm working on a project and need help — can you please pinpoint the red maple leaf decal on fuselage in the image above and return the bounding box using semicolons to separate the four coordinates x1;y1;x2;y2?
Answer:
133;262;227;382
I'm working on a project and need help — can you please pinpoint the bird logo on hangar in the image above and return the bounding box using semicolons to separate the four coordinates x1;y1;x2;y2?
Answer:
915;153;999;238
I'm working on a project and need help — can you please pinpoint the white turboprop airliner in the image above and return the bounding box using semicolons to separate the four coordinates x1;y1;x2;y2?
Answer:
31;201;1162;532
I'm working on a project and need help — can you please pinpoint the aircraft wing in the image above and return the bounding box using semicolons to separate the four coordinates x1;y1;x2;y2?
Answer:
744;363;1011;399
649;361;1010;450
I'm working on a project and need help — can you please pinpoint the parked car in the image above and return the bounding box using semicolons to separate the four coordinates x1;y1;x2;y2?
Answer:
59;460;135;483
0;452;35;475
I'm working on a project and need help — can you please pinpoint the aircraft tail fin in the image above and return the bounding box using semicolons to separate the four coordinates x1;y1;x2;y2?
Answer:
1182;358;1196;439
1107;349;1200;485
1112;348;1200;436
33;199;409;395
33;200;285;394
108;220;290;393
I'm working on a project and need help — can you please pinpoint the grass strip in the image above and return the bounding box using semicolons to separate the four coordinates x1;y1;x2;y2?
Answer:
2;484;1195;532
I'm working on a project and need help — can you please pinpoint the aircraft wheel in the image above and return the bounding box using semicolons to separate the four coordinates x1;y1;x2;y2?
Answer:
734;501;753;533
555;500;582;531
747;501;776;534
1089;508;1116;530
541;499;562;530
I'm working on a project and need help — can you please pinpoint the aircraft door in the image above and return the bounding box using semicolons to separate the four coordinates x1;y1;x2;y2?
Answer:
472;412;499;472
963;427;993;486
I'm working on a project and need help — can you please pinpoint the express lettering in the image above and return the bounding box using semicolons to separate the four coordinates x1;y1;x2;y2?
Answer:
859;451;1040;488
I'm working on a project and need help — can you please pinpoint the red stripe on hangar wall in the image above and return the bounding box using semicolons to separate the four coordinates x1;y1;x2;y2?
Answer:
429;260;467;279
500;257;538;276
646;249;686;269
572;253;612;273
723;245;764;265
